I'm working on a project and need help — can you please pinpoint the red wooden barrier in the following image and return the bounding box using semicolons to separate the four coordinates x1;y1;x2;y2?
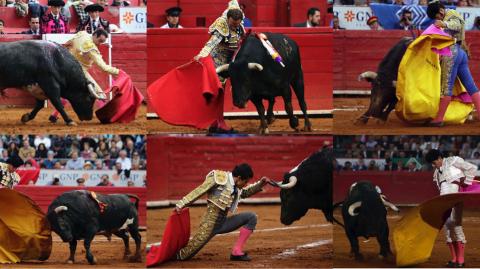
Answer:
147;27;332;116
147;135;333;202
147;0;328;28
13;186;147;226
333;30;480;92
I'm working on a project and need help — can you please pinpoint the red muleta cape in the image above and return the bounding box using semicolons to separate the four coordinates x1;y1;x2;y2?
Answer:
147;56;225;129
96;70;144;124
146;208;190;267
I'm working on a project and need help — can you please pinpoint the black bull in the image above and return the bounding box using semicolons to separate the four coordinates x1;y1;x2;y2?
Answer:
217;32;312;134
47;190;142;265
278;147;333;225
335;181;399;260
0;40;95;125
356;37;414;124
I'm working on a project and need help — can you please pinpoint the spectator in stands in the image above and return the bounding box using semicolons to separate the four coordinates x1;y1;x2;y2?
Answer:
41;0;69;33
161;7;182;29
127;180;134;187
19;138;35;161
353;157;368;171
43;150;56;169
70;0;92;25
35;143;48;158
343;161;353;171
367;16;383;30
294;7;321;27
111;0;129;7
97;174;114;186
76;3;110;33
472;17;480;30
395;160;405;171
0;20;5;35
332;15;345;30
66;151;85;170
81;141;94;159
0;149;8;162
239;3;252;27
34;135;51;149
125;137;135;157
83;161;93;170
76;177;85;186
393;0;405;4
368;160;379;171
131;150;142;169
53;161;62;169
50;175;62;185
96;0;107;7
95;140;109;158
21;16;41;34
406;160;419;172
14;0;29;17
419;0;428;5
396;9;416;30
116;149;131;178
0;0;6;6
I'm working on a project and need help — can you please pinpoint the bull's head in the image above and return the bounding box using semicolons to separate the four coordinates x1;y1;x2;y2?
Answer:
216;61;264;109
68;82;95;121
357;71;397;124
47;205;74;242
347;184;399;217
279;175;308;225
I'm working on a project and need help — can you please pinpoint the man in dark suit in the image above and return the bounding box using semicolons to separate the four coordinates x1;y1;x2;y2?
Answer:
293;7;321;27
21;16;41;34
76;3;110;33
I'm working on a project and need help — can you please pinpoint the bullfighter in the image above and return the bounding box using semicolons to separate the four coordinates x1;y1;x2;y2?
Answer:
49;28;119;122
426;149;477;267
175;163;273;261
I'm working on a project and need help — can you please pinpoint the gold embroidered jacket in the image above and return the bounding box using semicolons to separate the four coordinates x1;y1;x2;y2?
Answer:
176;170;265;211
66;31;119;75
0;163;20;189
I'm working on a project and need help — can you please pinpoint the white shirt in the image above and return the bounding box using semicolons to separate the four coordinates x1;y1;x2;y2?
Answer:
228;172;241;213
116;157;132;170
433;156;477;194
34;136;51;148
160;23;183;29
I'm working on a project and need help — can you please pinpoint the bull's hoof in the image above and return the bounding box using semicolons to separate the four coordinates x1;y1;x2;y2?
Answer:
258;127;269;135
128;254;142;263
354;116;368;125
66;120;77;126
289;116;299;129
353;253;364;261
267;116;276;125
21;113;31;124
87;256;97;265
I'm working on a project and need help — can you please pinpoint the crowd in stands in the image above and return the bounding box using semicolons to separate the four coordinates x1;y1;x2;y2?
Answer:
335;135;480;172
0;0;145;34
1;134;146;171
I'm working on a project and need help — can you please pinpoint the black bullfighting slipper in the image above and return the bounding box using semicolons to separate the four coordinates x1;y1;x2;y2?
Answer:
456;262;465;268
230;253;251;262
445;261;456;267
48;115;58;123
425;121;444;127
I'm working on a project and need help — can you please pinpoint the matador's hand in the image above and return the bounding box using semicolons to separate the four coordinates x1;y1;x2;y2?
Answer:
434;20;446;28
193;55;202;62
174;206;182;214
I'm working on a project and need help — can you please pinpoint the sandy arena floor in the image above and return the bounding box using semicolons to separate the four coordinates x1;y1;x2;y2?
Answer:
147;204;332;268
8;232;146;268
0;105;147;134
334;98;480;135
147;117;332;135
333;207;480;268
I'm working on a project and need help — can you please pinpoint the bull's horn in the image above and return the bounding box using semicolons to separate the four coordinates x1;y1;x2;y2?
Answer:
276;176;298;189
349;182;357;193
392;80;397;88
248;63;263;71
348;201;362;216
216;64;230;74
380;195;399;212
358;71;378;81
54;206;68;214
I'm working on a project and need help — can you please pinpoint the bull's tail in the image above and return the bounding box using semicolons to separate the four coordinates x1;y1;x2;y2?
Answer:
331;201;345;228
126;194;140;209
